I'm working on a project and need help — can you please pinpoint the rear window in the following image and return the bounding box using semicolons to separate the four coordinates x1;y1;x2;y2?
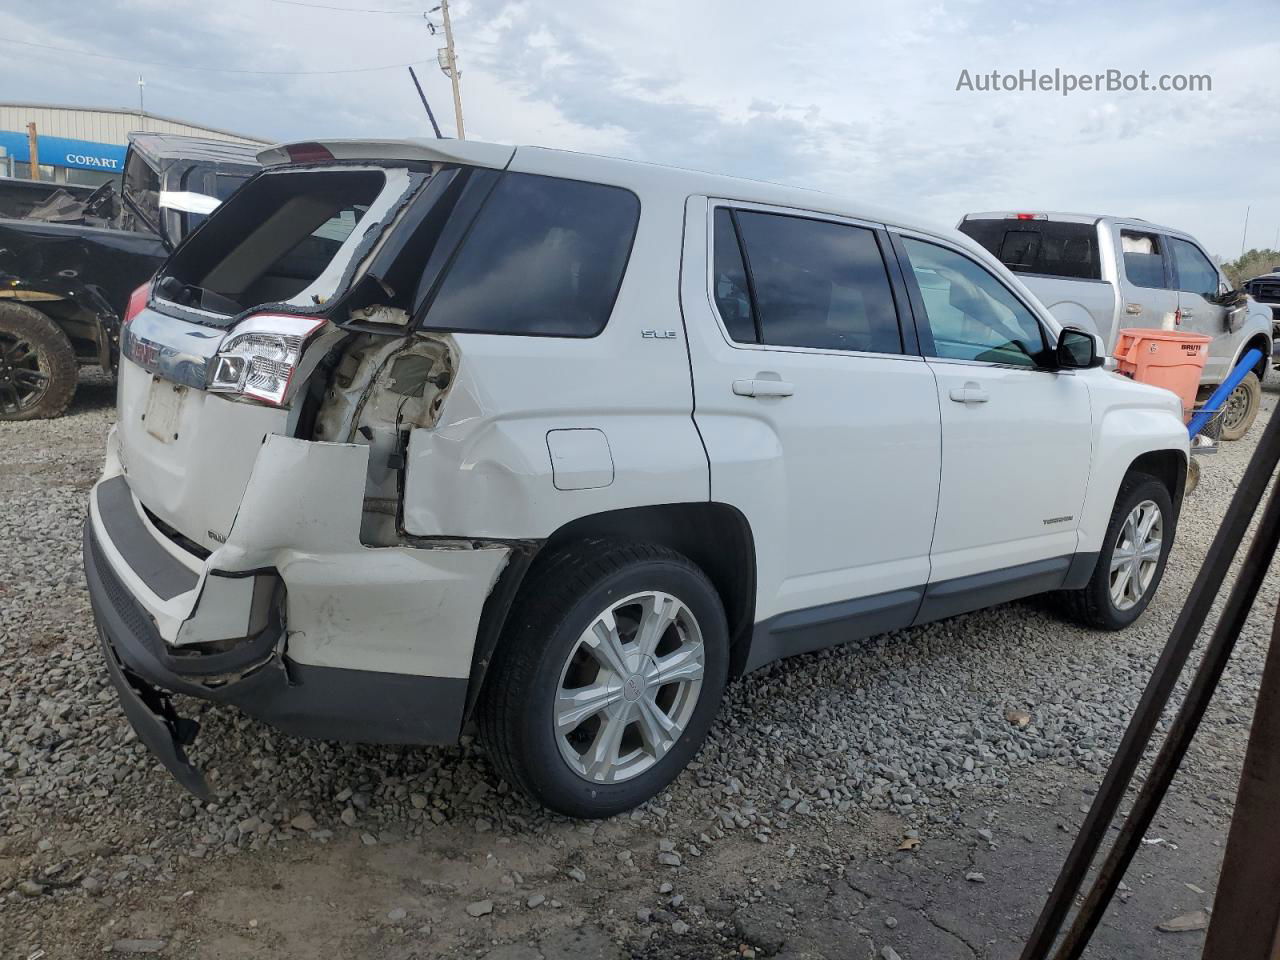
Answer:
422;172;639;338
958;218;1101;281
159;167;402;322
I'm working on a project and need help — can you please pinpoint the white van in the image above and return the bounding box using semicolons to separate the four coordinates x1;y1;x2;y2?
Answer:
86;140;1188;817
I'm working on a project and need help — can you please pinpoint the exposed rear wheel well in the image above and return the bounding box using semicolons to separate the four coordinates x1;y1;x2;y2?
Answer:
1128;449;1186;515
542;503;757;676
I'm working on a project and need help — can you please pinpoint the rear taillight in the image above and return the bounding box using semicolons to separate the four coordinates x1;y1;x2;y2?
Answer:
123;282;150;327
1010;212;1048;221
206;313;327;407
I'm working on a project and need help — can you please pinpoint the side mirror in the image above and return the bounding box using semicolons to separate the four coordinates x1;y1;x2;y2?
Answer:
1057;327;1104;369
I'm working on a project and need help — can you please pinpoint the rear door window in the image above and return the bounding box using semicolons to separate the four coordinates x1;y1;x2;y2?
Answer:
958;219;1101;280
1120;230;1170;289
724;209;903;354
422;172;639;337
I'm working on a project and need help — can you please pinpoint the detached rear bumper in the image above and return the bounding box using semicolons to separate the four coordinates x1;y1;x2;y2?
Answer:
85;521;470;797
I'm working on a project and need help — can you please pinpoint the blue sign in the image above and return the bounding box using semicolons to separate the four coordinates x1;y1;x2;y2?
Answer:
0;130;127;172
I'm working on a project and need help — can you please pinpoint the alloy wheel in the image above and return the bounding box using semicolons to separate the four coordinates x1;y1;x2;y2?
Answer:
554;590;705;784
1109;499;1163;611
0;331;51;416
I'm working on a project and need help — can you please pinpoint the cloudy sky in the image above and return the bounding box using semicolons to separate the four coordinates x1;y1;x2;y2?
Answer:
2;0;1276;258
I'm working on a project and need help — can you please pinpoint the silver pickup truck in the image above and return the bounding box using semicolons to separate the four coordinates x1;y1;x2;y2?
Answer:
959;212;1274;439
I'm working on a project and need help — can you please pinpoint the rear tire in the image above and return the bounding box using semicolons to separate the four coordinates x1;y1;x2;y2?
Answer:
1063;473;1174;630
1220;371;1261;441
478;539;729;818
0;302;77;421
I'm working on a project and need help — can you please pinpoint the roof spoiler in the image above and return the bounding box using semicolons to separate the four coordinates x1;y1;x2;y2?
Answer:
256;138;515;171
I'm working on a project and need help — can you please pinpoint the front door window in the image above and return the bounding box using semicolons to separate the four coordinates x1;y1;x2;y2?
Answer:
898;237;1047;367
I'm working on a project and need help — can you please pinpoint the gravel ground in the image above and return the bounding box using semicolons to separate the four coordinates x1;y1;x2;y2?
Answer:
1;373;1276;959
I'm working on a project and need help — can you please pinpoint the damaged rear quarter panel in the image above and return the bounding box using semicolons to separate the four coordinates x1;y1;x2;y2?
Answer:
207;433;509;679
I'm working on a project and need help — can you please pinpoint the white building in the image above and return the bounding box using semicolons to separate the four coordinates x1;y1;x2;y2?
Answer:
0;102;271;187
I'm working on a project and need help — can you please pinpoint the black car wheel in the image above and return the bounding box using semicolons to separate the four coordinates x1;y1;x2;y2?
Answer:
0;301;77;421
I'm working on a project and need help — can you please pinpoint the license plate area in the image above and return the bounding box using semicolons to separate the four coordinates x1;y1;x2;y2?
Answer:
143;378;188;443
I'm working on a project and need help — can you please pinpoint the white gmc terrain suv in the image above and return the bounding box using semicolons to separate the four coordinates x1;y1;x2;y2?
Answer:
85;139;1189;817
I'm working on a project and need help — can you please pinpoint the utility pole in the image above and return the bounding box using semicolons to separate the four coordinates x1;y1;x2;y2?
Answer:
436;0;465;139
138;74;146;122
1241;204;1251;258
25;122;38;181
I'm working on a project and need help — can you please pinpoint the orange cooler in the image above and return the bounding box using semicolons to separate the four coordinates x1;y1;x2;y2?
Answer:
1112;329;1211;416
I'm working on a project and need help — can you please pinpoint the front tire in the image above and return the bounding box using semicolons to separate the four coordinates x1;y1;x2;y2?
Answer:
0;302;77;421
1064;472;1174;630
478;540;729;818
1220;371;1261;441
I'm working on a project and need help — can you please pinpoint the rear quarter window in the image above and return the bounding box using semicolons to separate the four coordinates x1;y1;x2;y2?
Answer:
422;172;640;338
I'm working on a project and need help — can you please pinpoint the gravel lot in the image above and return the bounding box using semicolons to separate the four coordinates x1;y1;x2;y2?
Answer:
1;374;1276;959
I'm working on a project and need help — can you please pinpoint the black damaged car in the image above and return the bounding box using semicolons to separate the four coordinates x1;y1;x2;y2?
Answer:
0;133;260;419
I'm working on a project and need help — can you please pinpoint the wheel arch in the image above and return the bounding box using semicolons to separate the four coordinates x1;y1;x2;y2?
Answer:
1;284;118;369
1128;448;1187;518
1237;332;1272;381
462;501;758;721
541;502;758;677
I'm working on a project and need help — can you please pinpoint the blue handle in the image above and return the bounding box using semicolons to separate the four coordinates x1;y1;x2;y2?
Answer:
1188;348;1263;439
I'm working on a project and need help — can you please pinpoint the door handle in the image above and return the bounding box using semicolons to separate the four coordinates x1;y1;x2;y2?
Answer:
949;383;989;404
732;378;795;398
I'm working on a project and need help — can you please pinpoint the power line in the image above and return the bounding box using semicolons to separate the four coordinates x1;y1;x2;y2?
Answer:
0;37;426;75
267;0;423;14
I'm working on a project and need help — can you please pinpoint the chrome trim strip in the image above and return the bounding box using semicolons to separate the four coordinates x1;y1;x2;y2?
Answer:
121;308;225;390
